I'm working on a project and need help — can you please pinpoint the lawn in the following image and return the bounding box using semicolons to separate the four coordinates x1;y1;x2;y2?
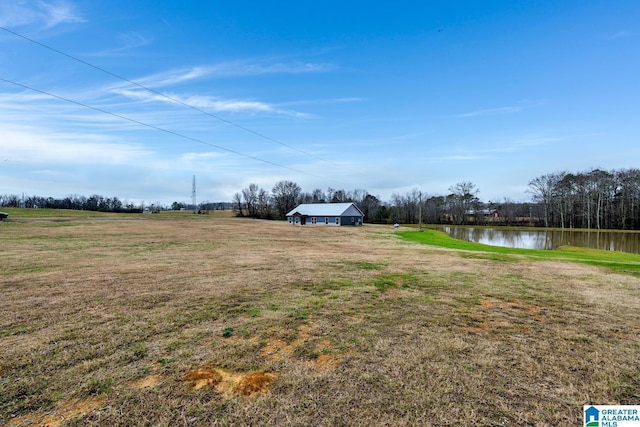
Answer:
398;228;640;275
1;217;639;426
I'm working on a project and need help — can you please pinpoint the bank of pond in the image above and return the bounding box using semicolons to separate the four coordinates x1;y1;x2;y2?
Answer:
435;226;640;254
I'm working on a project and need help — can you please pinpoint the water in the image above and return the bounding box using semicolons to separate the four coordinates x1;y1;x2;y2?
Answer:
437;226;640;254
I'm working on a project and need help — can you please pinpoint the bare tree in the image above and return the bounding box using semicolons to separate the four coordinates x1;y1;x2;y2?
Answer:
527;168;637;229
232;192;244;216
242;183;260;217
528;173;560;228
311;188;326;203
359;194;381;222
331;189;348;203
448;181;479;225
257;188;272;218
272;180;301;219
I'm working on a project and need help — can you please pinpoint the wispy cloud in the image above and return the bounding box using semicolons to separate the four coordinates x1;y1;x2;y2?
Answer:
449;99;545;119
133;67;211;87
94;59;335;118
450;105;523;118
439;154;490;161
427;135;564;162
112;88;311;118
509;135;564;148
133;60;336;87
117;32;150;49
603;30;633;40
0;0;84;29
278;97;365;107
39;0;84;28
1;125;152;165
465;136;562;155
88;32;152;57
232;61;336;75
0;87;156;132
180;151;230;162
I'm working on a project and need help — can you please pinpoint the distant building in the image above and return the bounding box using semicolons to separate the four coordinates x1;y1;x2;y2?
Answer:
286;203;364;226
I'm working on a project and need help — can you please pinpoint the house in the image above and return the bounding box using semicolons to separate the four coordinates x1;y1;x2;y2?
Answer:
286;203;363;226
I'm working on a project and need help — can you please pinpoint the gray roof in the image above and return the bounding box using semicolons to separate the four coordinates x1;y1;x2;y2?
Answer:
286;203;363;217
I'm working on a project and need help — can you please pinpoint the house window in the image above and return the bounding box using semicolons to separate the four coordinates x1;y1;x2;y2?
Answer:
325;217;329;224
351;217;355;224
295;217;300;224
288;217;292;224
335;217;340;225
312;217;317;224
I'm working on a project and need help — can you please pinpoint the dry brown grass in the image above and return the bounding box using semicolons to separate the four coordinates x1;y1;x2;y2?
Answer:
1;217;640;426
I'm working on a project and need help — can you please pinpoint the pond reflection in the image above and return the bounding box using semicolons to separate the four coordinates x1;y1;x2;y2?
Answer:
437;226;640;254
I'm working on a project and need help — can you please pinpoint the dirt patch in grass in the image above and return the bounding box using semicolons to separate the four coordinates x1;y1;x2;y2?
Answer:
481;298;547;322
258;322;341;369
463;298;548;333
183;368;223;390
259;338;291;360
313;339;338;369
5;397;102;427
132;373;162;389
183;367;276;396
233;372;277;396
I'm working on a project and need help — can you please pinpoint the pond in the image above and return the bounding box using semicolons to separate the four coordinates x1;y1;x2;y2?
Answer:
436;226;640;254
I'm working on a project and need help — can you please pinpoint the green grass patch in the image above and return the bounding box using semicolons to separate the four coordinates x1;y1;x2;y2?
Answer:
460;253;517;262
372;273;419;290
129;342;148;361
612;371;640;403
325;278;358;289
342;260;386;270
84;377;114;396
157;357;175;366
398;229;640;275
1;325;30;337
373;277;396;292
290;307;309;320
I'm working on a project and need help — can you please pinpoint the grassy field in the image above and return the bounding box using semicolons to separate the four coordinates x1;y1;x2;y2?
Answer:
1;216;639;426
399;228;640;275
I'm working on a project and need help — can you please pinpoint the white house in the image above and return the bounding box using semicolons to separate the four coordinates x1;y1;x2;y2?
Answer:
285;203;364;226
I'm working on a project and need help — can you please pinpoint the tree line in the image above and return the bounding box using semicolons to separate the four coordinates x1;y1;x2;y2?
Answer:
233;181;386;222
527;168;640;230
4;167;640;229
0;194;235;213
237;170;640;230
235;180;509;225
0;194;143;213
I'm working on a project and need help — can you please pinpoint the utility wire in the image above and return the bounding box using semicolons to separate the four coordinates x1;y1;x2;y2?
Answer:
0;76;319;177
0;25;323;161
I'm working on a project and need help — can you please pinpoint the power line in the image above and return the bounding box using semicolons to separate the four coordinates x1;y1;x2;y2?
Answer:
0;76;319;177
0;25;324;161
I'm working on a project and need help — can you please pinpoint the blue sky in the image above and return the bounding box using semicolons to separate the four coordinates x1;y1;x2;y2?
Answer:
1;1;639;205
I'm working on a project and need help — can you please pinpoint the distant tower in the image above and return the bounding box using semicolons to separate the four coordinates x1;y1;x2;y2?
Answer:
192;175;197;213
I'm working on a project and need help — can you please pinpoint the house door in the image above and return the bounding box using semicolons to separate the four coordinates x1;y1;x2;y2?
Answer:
300;216;306;225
